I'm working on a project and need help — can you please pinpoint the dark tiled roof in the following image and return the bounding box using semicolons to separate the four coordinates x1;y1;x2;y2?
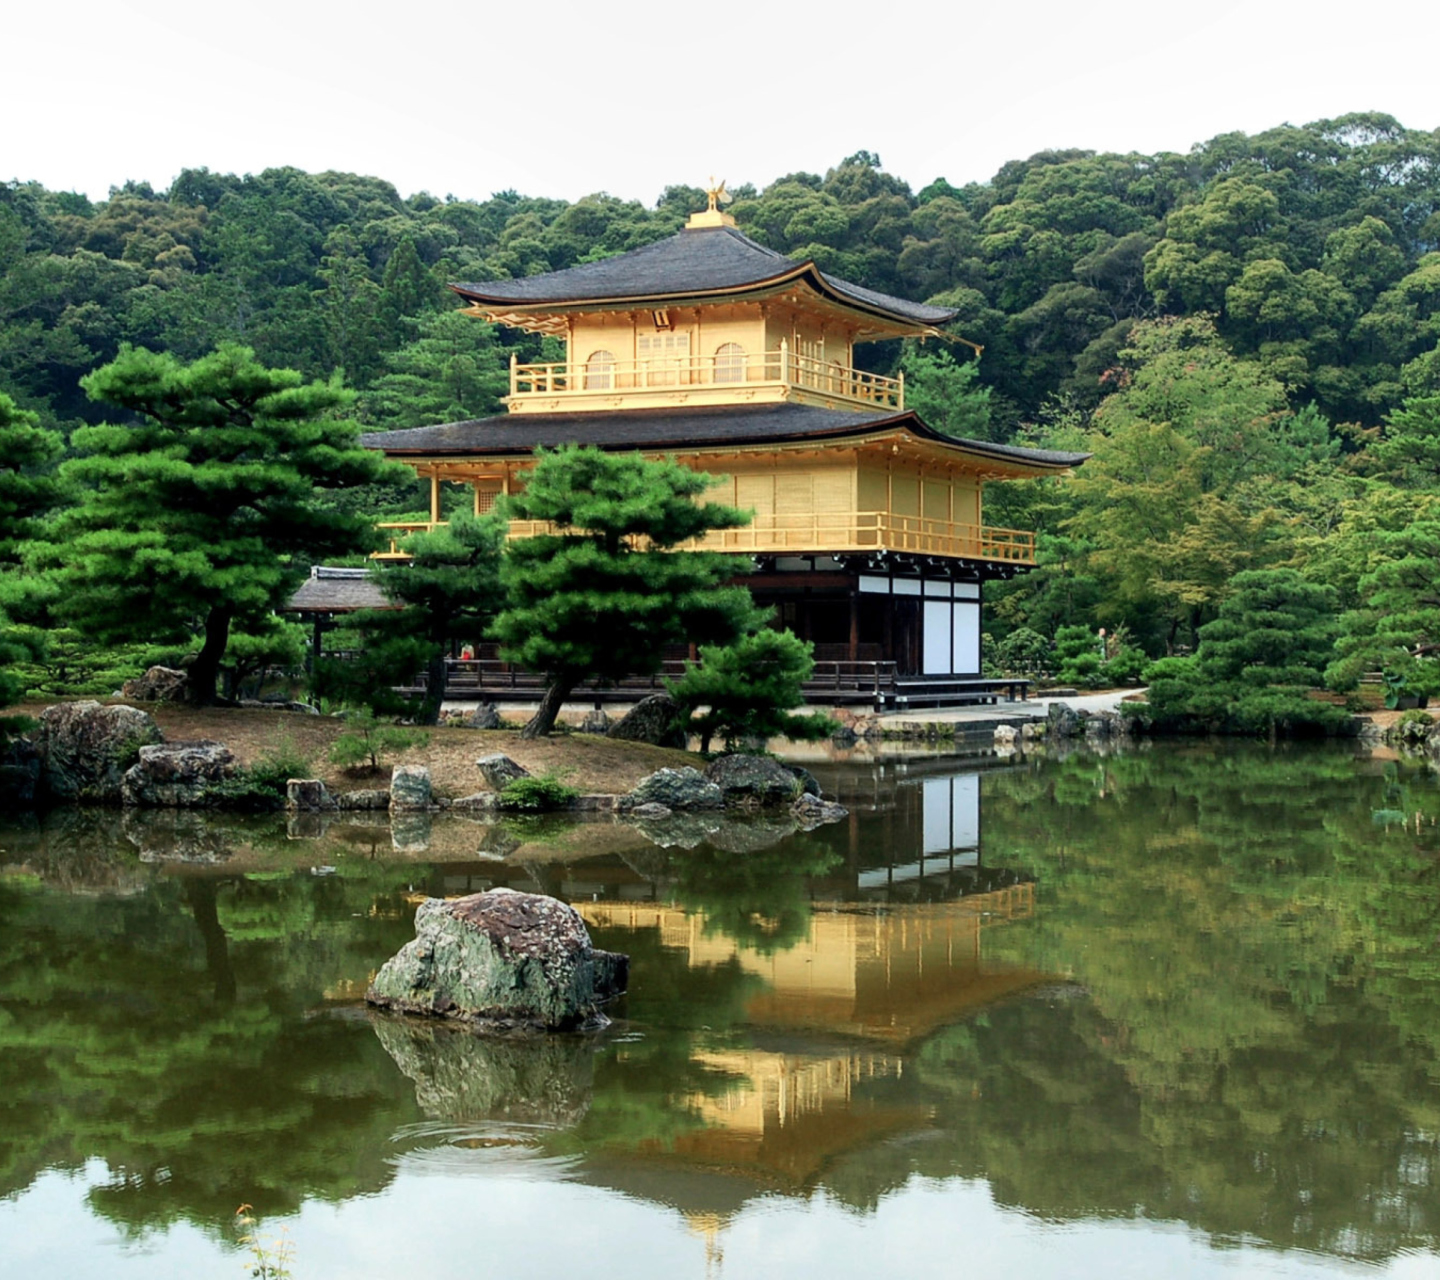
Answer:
286;567;392;614
452;225;956;327
361;403;1089;470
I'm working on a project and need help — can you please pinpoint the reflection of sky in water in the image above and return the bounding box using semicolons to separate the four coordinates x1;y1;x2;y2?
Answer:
4;1160;1428;1280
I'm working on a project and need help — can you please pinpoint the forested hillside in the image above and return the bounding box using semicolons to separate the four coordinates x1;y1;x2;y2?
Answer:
4;111;1440;711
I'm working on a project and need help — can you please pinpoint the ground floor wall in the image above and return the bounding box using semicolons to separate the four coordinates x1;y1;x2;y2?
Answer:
745;563;995;677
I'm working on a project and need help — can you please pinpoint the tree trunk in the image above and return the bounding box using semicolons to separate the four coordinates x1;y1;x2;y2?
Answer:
187;607;233;706
419;650;446;726
521;678;575;738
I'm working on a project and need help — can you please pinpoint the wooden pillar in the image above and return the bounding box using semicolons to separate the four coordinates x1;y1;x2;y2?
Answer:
848;589;859;662
429;473;441;524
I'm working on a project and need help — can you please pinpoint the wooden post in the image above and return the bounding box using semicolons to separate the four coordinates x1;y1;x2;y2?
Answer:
848;589;859;662
429;473;440;524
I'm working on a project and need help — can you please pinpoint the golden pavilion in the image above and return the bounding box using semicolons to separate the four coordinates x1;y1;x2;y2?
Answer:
360;189;1086;707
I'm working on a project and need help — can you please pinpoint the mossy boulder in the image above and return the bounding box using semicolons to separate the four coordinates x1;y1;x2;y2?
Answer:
367;888;628;1031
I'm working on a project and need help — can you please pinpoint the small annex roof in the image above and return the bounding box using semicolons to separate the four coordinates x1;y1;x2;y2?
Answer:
451;225;956;332
360;403;1088;474
285;566;392;614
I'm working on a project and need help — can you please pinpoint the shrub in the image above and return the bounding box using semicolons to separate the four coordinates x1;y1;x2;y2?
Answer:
329;714;428;772
214;738;316;810
994;626;1051;678
1100;646;1149;687
498;772;579;812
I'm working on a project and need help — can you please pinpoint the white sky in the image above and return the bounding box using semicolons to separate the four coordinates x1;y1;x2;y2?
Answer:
5;0;1438;206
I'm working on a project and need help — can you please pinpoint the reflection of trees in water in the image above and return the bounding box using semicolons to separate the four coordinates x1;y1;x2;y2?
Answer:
930;743;1440;1262
666;837;842;956
0;861;426;1235
4;743;1440;1265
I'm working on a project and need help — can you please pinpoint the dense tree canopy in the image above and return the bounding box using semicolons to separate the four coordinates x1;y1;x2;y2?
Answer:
39;344;398;703
4;115;1440;701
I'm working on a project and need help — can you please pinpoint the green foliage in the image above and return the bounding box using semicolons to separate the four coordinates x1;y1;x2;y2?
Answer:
39;344;402;704
490;446;763;737
0;391;62;731
992;626;1051;677
898;345;992;441
1142;568;1346;733
1327;510;1440;701
214;738;317;810
314;511;506;723
497;772;579;812
327;714;427;772
667;629;837;753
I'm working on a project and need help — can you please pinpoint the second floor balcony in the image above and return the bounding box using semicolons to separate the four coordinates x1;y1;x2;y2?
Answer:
375;511;1035;565
505;342;904;415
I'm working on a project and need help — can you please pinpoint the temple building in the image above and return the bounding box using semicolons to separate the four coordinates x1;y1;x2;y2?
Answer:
360;188;1086;706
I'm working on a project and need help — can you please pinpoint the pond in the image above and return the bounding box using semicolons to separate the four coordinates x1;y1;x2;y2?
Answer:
2;740;1438;1279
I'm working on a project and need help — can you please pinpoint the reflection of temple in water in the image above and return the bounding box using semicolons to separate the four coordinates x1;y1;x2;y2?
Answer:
388;766;1048;1221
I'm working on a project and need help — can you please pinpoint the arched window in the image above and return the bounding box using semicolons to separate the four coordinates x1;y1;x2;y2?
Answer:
714;342;746;384
584;349;615;390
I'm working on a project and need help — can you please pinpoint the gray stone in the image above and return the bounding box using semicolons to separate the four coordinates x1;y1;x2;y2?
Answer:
476;753;530;791
366;888;629;1030
35;701;164;804
792;793;849;828
121;740;237;807
286;778;333;812
577;709;611;734
789;765;823;798
469;702;502;730
120;665;189;702
451;791;500;812
703;753;802;806
626;766;723;810
390;764;433;810
993;724;1018;745
1047;702;1081;740
336;788;390;810
606;694;686;748
829;725;859;747
628;801;673;819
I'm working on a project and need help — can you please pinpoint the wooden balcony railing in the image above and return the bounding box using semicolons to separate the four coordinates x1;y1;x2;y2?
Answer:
375;512;1035;564
508;343;904;411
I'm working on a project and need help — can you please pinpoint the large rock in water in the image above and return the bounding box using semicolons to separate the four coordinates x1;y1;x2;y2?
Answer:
606;694;686;747
703;753;803;806
35;701;163;803
625;766;723;810
367;889;629;1031
121;740;237;807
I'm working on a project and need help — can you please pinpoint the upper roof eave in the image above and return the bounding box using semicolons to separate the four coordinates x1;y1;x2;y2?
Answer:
450;226;957;333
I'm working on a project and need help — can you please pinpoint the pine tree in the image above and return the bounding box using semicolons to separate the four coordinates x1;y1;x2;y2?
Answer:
490;446;762;738
44;344;399;704
1146;568;1344;733
316;512;506;723
668;629;835;753
0;392;61;729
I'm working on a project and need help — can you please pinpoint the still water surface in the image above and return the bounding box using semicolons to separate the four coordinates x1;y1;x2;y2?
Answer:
1;741;1438;1279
